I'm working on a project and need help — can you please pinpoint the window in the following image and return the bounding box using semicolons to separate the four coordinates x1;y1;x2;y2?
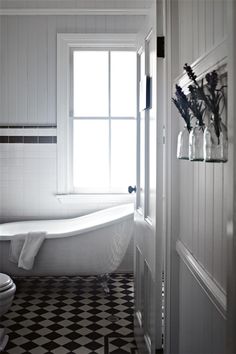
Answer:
57;34;137;196
72;50;136;193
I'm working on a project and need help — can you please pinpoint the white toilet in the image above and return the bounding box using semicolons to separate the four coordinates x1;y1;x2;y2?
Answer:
0;273;16;352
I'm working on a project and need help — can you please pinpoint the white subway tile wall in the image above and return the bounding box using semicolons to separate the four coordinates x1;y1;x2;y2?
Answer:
0;142;133;272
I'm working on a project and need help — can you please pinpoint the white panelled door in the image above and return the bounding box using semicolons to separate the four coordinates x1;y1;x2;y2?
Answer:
134;1;165;353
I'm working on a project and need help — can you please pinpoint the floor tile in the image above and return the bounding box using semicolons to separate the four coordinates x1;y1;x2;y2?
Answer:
1;273;137;354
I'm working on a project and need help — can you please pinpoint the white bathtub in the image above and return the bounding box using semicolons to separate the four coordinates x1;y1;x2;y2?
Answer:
0;204;134;276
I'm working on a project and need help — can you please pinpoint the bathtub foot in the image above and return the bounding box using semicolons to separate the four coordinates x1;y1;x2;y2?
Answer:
98;274;110;295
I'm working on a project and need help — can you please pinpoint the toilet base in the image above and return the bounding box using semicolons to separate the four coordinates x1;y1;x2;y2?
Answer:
0;329;8;352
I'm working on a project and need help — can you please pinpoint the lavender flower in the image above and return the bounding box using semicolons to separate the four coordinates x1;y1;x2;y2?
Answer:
172;84;192;131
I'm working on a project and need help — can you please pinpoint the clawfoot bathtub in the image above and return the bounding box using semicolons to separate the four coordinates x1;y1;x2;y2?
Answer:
0;204;134;282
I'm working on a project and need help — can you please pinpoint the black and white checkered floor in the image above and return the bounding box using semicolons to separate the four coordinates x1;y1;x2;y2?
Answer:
1;273;137;354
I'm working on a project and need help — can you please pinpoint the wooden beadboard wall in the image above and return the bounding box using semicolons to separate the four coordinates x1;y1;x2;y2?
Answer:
177;0;227;292
0;14;144;125
179;260;225;354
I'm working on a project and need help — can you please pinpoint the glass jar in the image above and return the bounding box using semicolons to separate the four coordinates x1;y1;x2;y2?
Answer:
177;125;190;160
189;123;204;161
203;116;228;162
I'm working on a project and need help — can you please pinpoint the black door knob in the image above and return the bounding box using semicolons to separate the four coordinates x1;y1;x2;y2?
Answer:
128;185;136;194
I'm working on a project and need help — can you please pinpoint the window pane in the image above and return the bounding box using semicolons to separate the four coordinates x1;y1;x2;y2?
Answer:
111;120;136;193
73;51;109;117
111;52;137;117
73;120;109;191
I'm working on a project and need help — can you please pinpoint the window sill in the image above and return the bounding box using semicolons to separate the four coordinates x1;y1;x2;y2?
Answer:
56;193;135;204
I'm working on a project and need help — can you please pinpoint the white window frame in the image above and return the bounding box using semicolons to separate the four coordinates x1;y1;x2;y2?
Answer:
57;33;137;198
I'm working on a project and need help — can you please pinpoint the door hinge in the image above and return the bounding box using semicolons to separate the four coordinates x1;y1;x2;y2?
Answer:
157;36;165;58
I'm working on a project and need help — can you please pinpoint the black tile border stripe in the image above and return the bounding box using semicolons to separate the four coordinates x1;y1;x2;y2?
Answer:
24;136;39;144
0;125;57;129
0;136;8;143
9;136;24;143
39;136;53;143
0;136;57;144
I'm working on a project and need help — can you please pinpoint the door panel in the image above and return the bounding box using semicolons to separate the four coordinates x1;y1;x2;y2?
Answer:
134;1;164;353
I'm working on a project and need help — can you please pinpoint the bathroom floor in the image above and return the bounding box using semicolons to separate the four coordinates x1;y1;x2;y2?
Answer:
1;273;137;354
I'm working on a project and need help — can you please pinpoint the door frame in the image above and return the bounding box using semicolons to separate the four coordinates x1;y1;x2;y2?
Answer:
163;0;180;353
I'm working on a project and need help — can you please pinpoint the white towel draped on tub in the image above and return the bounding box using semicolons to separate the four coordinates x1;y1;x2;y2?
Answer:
9;232;46;270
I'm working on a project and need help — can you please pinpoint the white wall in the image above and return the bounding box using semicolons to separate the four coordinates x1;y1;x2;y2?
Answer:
0;14;142;217
179;262;225;354
177;0;227;291
0;15;144;125
169;0;227;352
0;13;143;272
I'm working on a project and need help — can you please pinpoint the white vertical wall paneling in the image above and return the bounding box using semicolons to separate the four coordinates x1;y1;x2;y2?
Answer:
192;271;207;354
37;16;48;124
222;0;227;39
179;262;200;354
179;261;225;354
47;16;57;124
176;1;227;352
58;16;70;35
187;163;194;252
213;0;224;46
205;164;214;276
68;15;77;32
205;0;214;51
0;14;144;125
192;163;199;258
198;0;206;57
198;163;206;267
213;164;223;288
178;261;187;354
179;156;185;244
85;15;96;33
192;0;199;62
1;1;23;9
198;276;213;354
28;16;38;125
76;13;86;33
183;0;193;66
212;303;226;354
3;16;8;123
7;16;18;124
179;161;190;250
106;16;115;33
178;0;185;73
177;0;227;281
18;17;28;123
221;165;227;291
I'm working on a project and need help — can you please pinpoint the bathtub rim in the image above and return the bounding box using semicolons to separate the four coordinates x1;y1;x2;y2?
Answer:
0;203;134;241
